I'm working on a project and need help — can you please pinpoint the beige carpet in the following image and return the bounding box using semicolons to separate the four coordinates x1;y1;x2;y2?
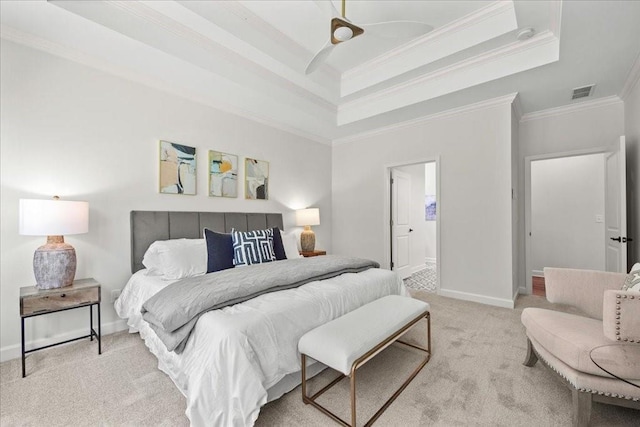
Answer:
1;292;638;426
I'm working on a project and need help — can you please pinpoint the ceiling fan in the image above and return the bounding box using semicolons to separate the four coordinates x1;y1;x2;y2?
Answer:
306;0;433;74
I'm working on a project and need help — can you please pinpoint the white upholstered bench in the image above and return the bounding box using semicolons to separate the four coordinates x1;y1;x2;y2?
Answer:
298;295;431;426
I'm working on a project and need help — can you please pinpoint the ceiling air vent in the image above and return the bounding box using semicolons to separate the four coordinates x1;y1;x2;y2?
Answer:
571;84;595;100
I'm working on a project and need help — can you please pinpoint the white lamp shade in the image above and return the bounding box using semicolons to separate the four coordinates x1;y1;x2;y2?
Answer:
295;208;320;226
19;199;89;236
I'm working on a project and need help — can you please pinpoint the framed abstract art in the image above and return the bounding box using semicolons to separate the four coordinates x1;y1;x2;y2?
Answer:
245;158;269;200
209;150;238;198
159;140;196;195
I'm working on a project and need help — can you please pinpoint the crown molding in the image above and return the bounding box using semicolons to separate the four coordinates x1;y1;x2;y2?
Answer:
0;26;332;146
333;93;517;146
344;31;556;110
512;93;523;122
620;51;640;101
549;0;563;36
343;1;513;80
338;30;558;124
341;1;517;96
519;95;623;123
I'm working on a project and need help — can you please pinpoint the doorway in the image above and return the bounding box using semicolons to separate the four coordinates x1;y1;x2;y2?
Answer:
524;137;627;294
387;160;439;293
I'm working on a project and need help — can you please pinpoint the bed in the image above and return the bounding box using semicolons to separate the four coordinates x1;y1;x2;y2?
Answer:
115;211;408;426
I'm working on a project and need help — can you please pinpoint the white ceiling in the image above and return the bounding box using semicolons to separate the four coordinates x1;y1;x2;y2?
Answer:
1;0;639;144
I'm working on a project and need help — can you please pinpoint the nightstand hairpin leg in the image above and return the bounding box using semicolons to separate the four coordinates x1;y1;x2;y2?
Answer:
98;303;101;354
21;317;26;378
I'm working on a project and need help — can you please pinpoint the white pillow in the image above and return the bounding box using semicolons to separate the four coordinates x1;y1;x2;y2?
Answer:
142;238;207;280
280;230;302;259
622;262;640;292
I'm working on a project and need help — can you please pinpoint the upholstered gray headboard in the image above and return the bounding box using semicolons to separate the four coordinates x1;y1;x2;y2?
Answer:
130;211;284;273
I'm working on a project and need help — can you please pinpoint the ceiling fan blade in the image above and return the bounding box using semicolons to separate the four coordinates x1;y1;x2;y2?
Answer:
305;41;335;75
361;21;433;39
313;0;339;18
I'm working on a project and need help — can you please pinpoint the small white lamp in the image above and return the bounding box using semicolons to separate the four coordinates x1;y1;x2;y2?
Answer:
19;197;89;289
295;208;320;252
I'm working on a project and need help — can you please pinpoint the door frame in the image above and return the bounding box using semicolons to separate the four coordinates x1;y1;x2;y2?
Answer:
383;157;441;291
524;146;612;295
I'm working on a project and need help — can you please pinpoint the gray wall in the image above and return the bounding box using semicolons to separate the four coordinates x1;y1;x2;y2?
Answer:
0;40;333;360
624;77;640;267
518;100;625;289
333;100;516;307
531;154;606;273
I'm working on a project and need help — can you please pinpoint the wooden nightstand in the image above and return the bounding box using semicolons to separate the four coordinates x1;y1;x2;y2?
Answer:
20;278;101;378
300;250;326;257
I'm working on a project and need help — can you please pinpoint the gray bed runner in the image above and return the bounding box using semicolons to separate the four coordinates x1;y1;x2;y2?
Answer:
141;255;379;353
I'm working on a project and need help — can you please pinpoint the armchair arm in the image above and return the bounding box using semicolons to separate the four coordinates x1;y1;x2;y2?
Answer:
603;290;640;342
544;267;626;320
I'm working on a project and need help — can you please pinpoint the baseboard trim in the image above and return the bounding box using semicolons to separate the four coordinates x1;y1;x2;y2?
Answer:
437;288;515;309
532;270;544;277
518;286;527;295
410;265;426;275
0;319;128;362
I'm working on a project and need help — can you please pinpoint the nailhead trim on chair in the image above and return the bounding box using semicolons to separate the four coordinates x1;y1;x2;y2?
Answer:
530;342;640;402
614;294;639;342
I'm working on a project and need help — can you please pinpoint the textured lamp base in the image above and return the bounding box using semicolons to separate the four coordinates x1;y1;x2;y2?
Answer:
33;236;76;289
300;226;316;252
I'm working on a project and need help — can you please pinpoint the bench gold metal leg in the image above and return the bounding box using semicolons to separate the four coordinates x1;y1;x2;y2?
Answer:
301;311;431;427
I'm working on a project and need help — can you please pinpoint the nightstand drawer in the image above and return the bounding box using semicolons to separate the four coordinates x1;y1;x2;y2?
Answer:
21;287;100;316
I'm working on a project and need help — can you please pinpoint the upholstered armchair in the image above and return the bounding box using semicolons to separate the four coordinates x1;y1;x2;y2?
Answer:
521;267;640;426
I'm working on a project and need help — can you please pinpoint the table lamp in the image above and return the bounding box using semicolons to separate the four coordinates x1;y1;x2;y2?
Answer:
295;208;320;252
19;197;89;289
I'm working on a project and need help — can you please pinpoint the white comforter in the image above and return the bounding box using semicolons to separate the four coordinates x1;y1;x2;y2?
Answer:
115;266;407;426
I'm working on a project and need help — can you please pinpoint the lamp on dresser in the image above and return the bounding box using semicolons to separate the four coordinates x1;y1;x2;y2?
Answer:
19;196;89;289
295;208;320;252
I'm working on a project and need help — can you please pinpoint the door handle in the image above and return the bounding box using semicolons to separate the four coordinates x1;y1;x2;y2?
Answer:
409;228;414;232
610;237;622;242
622;237;633;243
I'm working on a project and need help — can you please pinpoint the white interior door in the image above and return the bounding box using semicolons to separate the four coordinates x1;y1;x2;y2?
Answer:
391;169;412;279
604;136;627;272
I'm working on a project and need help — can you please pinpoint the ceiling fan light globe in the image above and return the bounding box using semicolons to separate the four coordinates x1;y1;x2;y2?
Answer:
333;26;353;42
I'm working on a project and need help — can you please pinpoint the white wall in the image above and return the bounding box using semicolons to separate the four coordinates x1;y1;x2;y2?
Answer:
332;100;516;307
511;108;520;297
424;162;437;262
0;41;332;361
531;154;606;272
519;100;625;289
396;164;426;273
624;76;640;267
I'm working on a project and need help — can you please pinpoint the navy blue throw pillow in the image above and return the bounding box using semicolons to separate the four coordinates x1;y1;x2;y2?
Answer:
203;228;235;273
272;227;287;260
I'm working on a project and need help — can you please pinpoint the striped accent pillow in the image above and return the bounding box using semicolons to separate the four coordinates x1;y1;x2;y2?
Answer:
232;229;276;266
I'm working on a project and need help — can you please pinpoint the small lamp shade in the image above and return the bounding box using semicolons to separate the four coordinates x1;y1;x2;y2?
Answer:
296;208;320;252
295;208;320;227
19;198;89;289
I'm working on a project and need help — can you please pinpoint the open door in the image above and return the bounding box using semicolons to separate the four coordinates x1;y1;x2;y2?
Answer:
604;136;627;272
391;169;412;279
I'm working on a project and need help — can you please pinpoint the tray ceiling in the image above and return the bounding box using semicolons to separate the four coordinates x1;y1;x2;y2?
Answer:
1;0;639;144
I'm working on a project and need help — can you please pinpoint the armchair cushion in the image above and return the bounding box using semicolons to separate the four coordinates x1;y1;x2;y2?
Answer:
522;308;640;380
